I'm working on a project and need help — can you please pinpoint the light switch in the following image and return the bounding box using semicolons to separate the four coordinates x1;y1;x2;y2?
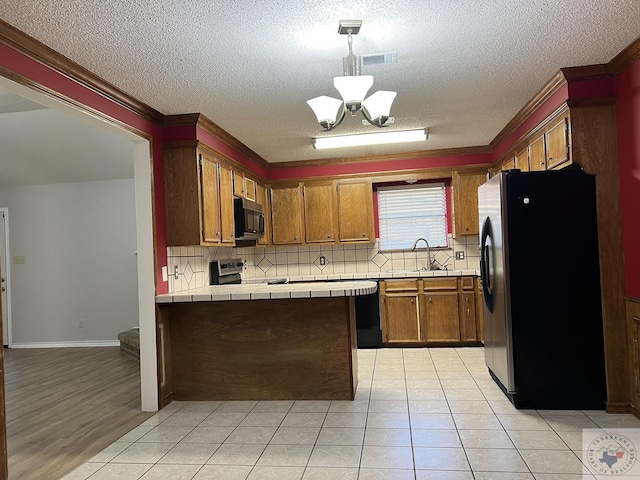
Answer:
161;266;168;282
13;256;25;264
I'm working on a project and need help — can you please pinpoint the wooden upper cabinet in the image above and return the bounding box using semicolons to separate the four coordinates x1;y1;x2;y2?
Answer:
164;145;234;246
233;170;257;201
494;111;571;174
502;157;515;171
200;153;221;244
546;116;570;170
303;182;336;243
271;185;304;244
452;171;487;237
218;163;235;244
515;147;530;171
337;181;374;243
529;133;546;171
244;177;256;201
232;170;244;197
255;184;271;246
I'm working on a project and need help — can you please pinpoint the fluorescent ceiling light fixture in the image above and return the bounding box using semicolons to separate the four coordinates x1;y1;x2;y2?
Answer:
313;128;429;150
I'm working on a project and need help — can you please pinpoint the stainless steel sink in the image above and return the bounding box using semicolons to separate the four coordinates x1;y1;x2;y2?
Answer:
386;266;445;273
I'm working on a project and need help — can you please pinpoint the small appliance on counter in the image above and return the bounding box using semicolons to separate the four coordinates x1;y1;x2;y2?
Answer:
209;258;243;285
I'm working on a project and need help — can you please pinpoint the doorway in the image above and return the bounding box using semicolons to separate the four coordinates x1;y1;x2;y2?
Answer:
0;76;158;411
0;208;10;347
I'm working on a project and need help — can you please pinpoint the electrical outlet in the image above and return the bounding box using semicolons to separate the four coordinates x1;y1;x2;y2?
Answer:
174;265;179;279
319;255;326;266
455;251;465;260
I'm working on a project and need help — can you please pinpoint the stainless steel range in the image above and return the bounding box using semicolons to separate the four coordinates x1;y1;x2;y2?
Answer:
209;258;243;285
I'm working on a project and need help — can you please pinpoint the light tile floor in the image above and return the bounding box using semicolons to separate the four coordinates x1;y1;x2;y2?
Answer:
63;347;640;479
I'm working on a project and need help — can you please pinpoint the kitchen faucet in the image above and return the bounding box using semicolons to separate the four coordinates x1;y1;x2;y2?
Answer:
411;237;432;270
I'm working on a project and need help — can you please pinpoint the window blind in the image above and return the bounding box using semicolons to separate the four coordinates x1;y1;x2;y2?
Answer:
377;183;448;251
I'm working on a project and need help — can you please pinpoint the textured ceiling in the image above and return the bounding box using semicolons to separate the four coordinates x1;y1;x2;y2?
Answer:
1;1;639;164
0;87;134;187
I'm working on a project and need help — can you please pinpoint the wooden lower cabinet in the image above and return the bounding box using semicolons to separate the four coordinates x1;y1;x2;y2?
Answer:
156;307;173;408
628;298;640;414
475;277;484;343
380;277;482;346
382;295;421;343
380;280;421;344
459;292;477;341
422;291;460;342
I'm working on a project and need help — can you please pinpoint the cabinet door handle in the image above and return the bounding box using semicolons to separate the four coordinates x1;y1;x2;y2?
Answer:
428;297;432;302
362;233;366;237
411;298;414;304
328;234;331;238
216;232;220;237
294;236;298;240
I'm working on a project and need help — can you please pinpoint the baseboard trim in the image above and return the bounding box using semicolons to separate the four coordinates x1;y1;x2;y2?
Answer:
10;341;120;349
605;402;632;414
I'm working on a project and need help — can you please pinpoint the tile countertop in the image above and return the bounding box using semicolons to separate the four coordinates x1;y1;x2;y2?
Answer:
156;280;378;303
253;269;481;283
156;270;480;304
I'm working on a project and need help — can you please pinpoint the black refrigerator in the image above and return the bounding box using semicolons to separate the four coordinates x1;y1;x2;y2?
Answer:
478;166;606;409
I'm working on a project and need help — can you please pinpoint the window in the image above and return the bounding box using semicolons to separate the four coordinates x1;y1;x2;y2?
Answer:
377;183;448;251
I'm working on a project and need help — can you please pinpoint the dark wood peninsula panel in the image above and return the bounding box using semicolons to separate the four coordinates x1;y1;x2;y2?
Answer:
159;296;358;401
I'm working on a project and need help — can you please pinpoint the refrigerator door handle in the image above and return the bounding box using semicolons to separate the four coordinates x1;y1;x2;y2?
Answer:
480;217;494;313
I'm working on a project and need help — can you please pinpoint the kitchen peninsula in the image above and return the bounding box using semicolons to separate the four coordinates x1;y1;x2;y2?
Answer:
155;281;377;406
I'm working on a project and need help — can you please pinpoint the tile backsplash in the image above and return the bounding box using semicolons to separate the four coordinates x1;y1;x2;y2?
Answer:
167;235;480;293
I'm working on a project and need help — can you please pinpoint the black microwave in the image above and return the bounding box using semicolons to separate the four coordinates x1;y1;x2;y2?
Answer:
234;197;265;240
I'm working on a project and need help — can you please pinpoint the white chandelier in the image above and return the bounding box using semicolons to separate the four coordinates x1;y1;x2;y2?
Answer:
307;20;397;131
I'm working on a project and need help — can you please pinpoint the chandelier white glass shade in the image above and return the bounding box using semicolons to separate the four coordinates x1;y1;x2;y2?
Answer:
333;75;373;113
307;21;397;131
306;96;345;131
362;90;398;125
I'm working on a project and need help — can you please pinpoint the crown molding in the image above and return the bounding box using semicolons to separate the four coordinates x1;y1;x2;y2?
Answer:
489;70;567;151
561;64;610;81
566;96;617;108
163;113;269;170
608;35;640;75
162;113;201;127
0;19;164;123
268;145;492;170
3;17;638;175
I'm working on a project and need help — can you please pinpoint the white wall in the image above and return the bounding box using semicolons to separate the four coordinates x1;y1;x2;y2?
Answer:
0;178;138;344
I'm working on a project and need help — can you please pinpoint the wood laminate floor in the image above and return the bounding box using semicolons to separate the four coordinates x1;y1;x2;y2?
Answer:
3;347;153;480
